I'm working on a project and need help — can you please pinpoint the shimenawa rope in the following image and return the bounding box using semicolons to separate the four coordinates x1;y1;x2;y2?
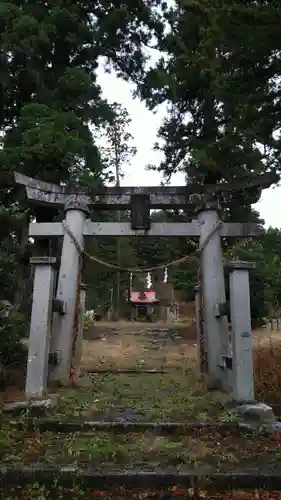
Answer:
61;220;223;273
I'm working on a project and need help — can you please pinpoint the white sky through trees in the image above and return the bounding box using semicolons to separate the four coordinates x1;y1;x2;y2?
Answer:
96;66;280;230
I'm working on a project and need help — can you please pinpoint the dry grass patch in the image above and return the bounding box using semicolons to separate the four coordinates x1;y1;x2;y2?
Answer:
82;334;151;370
81;324;281;412
253;327;281;347
254;342;281;406
81;331;197;371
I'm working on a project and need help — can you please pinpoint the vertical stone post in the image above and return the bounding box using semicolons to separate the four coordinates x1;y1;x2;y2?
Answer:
194;285;205;375
49;201;89;385
73;283;87;375
25;257;56;400
197;202;229;389
228;261;256;403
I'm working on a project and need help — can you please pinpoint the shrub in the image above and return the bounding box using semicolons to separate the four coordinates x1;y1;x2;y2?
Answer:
0;309;27;368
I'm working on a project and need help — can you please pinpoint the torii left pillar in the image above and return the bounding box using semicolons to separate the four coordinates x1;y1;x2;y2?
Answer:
25;257;56;400
49;200;89;385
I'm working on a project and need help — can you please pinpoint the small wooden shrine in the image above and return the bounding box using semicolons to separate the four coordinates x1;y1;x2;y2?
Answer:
129;290;159;321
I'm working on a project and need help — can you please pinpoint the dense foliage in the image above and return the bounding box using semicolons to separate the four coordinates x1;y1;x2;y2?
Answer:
1;0;281;366
141;0;281;184
0;0;163;364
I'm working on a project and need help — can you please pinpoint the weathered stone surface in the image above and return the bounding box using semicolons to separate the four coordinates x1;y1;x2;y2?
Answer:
3;394;59;414
228;260;256;271
236;403;275;427
30;257;56;265
16;171;278;210
49;204;87;385
29;220;264;239
228;262;255;403
261;420;281;433
219;400;281;433
25;261;56;400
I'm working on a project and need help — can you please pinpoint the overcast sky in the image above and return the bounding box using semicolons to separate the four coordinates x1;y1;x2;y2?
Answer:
96;65;280;230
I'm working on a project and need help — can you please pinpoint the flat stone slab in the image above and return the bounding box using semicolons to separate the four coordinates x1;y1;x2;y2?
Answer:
87;369;168;374
3;394;59;415
89;407;148;423
261;420;281;433
147;328;186;347
8;419;246;434
2;463;281;490
6;415;281;436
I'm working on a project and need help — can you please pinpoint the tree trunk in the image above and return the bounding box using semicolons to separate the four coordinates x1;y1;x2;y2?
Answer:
114;148;121;320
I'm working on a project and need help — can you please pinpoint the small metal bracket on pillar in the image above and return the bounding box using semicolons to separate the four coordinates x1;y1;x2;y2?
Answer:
214;302;228;318
25;257;57;400
48;351;61;366
52;298;67;314
218;354;233;370
228;260;256;404
49;201;90;385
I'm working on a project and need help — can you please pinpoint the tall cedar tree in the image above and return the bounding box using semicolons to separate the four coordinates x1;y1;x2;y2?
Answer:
0;0;163;305
140;0;281;184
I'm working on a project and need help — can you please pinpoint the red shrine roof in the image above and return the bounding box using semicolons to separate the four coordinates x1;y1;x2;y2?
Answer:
128;290;159;304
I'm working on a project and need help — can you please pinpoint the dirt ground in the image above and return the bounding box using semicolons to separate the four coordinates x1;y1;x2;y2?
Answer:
82;323;198;371
2;320;279;399
81;320;279;370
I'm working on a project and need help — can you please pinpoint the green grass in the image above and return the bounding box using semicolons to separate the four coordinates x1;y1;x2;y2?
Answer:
53;368;227;421
1;424;281;471
1;366;281;471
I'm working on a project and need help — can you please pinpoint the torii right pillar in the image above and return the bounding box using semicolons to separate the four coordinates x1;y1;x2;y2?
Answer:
197;201;230;391
228;260;256;404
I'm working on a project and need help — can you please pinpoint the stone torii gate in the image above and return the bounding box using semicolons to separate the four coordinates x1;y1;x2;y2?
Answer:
15;171;277;399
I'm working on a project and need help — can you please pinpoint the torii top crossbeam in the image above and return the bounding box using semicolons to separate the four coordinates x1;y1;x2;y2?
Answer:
14;171;278;209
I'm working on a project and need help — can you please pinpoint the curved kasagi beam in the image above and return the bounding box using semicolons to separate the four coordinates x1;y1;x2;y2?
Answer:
14;172;62;193
25;185;91;207
14;172;92;207
14;170;279;208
